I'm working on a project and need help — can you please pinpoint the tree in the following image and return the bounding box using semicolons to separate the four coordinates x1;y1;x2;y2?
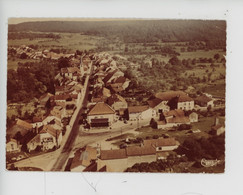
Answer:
168;96;179;110
214;53;220;61
20;53;28;59
178;124;192;131
21;143;28;153
58;57;69;69
150;118;158;129
169;56;181;66
14;131;23;142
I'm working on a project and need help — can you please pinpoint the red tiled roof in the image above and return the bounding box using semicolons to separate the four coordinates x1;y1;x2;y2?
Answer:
16;119;32;129
71;146;97;169
163;109;185;117
39;93;53;102
126;146;156;156
54;94;78;101
113;76;126;84
88;102;115;116
7;138;17;143
106;94;126;106
211;124;223;131
155;91;193;102
32;117;43;123
100;149;127;160
61;67;81;74
103;70;118;84
39;125;61;137
128;105;150;113
195;95;212;103
163;109;190;123
147;98;163;108
166;116;190;124
144;138;177;147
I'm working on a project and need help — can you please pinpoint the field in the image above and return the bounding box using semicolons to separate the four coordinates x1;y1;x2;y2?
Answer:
8;58;37;70
8;33;226;101
8;33;105;53
178;49;225;59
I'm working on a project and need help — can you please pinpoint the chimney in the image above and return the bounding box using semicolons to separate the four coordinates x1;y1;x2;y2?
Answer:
215;117;219;126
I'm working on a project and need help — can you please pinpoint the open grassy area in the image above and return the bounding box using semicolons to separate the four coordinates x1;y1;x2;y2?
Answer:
191;117;215;132
178;49;225;60
8;32;105;53
106;133;134;141
133;116;219;144
203;83;226;97
8;58;38;70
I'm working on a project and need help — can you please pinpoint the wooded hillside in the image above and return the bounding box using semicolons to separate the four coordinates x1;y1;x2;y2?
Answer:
8;20;226;44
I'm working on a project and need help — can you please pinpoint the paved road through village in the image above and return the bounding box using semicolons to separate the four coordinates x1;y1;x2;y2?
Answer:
51;62;92;171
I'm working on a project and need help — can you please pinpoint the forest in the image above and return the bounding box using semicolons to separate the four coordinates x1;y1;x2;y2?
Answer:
8;20;226;46
7;60;58;103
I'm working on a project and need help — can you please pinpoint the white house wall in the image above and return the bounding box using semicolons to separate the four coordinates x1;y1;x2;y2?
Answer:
87;114;116;124
177;101;194;111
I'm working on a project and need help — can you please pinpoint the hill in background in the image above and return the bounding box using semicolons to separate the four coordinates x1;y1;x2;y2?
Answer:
8;20;226;44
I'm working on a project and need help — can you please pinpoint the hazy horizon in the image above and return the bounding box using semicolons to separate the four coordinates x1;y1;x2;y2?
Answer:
8;18;156;24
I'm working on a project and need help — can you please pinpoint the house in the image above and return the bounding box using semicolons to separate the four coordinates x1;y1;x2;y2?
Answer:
50;105;65;120
55;85;72;95
155;91;194;111
97;149;127;172
158;109;190;128
111;76;130;90
27;125;62;152
125;145;157;168
60;67;82;80
195;95;214;108
70;146;97;172
108;83;125;93
128;105;156;121
189;112;198;123
103;69;124;85
147;98;170;116
106;94;128;112
6;138;20;153
42;115;62;127
87;102;116;127
211;117;225;136
8;119;33;138
91;87;111;104
211;125;225;136
97;145;157;172
143;137;179;152
164;109;190;124
52;94;78;107
38;93;53;108
32;116;44;128
103;70;118;84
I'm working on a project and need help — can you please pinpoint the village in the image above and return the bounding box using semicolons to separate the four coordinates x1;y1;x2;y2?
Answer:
5;43;225;173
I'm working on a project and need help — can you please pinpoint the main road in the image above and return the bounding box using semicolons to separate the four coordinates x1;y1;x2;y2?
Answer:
51;61;93;171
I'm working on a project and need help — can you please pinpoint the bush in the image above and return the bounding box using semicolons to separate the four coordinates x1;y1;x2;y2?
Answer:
136;137;143;143
35;145;42;152
152;135;159;139
178;124;192;131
